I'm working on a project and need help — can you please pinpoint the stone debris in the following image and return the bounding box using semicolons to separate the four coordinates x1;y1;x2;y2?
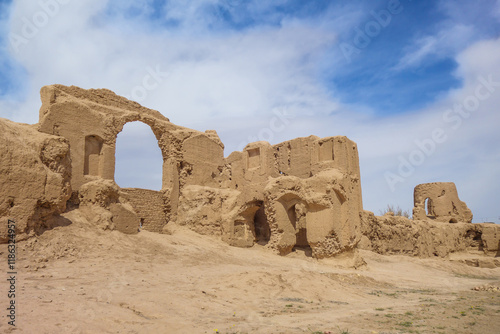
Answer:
472;285;500;292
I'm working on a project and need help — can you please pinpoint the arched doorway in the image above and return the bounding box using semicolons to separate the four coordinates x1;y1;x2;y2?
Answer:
114;121;167;233
115;121;163;190
276;194;312;256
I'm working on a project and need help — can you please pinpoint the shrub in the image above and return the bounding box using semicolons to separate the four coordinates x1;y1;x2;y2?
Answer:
379;204;412;218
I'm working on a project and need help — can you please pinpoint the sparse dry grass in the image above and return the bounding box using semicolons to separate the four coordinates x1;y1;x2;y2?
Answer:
380;204;412;218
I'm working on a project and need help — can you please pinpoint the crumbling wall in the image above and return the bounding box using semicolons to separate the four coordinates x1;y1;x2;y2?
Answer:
359;210;500;258
120;188;168;233
480;224;500;256
0;117;72;242
5;84;496;261
413;182;473;223
221;136;363;258
34;85;365;259
262;169;361;258
177;185;240;237
361;182;498;258
36;85;225;227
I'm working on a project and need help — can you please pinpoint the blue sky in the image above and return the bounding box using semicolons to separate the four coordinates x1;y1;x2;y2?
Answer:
1;0;500;223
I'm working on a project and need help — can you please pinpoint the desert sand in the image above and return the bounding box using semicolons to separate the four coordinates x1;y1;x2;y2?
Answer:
1;209;499;334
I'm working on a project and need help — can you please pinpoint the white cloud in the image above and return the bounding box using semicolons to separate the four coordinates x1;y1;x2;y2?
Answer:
394;0;499;72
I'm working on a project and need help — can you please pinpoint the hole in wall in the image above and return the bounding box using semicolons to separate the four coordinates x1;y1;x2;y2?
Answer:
292;245;312;257
287;204;297;229
286;201;312;257
425;197;435;219
115;121;163;190
254;205;270;245
466;229;484;251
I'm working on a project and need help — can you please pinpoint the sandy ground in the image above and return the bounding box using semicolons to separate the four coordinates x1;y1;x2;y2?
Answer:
1;210;499;334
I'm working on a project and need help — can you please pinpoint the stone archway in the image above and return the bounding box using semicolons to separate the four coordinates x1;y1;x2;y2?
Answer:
274;193;311;256
228;200;264;247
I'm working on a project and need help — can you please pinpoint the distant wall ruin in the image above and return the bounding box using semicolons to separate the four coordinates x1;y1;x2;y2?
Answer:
413;182;473;224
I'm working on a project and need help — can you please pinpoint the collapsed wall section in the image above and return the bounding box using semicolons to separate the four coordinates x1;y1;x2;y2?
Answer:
0;117;72;242
360;182;499;262
360;211;500;258
78;179;140;234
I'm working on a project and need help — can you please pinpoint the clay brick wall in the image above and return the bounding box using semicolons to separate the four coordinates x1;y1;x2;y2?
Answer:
120;188;167;232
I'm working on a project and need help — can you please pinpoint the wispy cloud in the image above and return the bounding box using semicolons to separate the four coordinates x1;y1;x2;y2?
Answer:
393;0;500;72
393;24;475;71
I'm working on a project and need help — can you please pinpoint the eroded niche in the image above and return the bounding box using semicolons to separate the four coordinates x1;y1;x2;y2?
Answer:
84;135;103;177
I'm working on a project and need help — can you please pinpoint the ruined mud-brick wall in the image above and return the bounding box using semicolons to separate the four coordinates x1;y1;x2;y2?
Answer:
413;182;473;223
214;136;364;258
5;84;494;260
0;117;72;242
162;128;365;258
36;85;224;233
120;188;167;233
32;85;364;258
164;129;225;232
359;211;500;259
360;182;499;260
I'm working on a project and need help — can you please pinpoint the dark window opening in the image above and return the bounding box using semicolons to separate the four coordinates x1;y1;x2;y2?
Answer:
288;202;311;256
425;197;435;219
254;205;270;245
